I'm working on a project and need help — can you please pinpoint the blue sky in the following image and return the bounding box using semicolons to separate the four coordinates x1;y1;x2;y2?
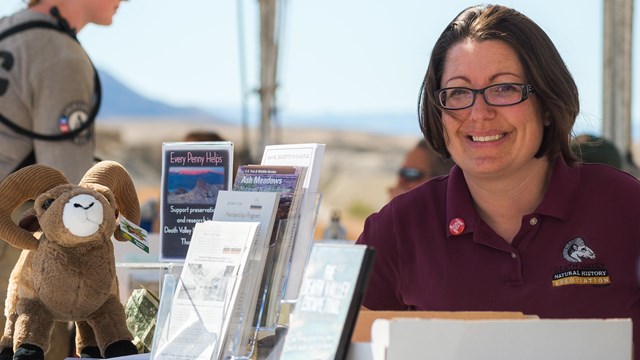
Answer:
0;0;624;137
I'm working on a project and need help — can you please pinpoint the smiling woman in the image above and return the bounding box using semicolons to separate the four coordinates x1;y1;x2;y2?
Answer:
356;4;640;359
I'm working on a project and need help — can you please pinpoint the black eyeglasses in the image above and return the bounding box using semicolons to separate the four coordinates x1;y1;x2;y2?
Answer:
398;167;426;182
434;83;535;110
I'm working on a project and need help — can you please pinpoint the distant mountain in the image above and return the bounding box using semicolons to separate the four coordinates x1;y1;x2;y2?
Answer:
281;112;422;135
95;69;422;136
97;70;214;120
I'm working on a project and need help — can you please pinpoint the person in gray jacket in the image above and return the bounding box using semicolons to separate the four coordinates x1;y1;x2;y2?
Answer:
0;1;126;358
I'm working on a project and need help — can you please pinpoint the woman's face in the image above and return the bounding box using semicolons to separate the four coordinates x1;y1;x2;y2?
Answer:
440;39;546;180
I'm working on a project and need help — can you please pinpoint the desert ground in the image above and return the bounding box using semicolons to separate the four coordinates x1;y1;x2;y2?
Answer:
96;118;420;241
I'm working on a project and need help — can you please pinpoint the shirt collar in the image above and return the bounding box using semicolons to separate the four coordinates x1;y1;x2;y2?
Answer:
535;157;579;221
445;157;579;239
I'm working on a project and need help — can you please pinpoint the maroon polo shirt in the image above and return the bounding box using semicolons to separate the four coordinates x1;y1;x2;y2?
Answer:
357;158;640;357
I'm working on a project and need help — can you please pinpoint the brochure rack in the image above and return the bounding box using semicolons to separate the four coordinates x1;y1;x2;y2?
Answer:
150;221;260;360
221;222;275;360
219;192;321;359
149;272;257;359
116;262;183;303
257;192;323;332
281;191;323;302
149;274;178;359
157;272;251;359
145;193;322;360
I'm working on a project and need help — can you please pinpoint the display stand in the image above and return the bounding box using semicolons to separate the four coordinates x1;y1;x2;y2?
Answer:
150;220;259;360
150;271;260;360
149;274;177;359
116;262;183;302
221;227;274;360
228;192;319;360
224;193;322;360
256;192;322;330
149;269;237;358
145;191;321;360
281;191;323;303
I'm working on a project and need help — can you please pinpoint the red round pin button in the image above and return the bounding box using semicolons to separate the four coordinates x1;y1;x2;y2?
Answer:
449;217;465;235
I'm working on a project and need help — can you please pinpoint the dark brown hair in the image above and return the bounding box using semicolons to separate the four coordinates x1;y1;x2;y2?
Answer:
418;4;579;165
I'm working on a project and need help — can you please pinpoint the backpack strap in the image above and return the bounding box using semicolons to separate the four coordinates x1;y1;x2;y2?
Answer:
0;17;101;141
0;11;102;174
0;20;62;41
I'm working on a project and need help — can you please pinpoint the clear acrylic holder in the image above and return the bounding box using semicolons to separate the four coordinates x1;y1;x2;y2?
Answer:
147;191;322;360
217;192;318;360
281;191;323;302
220;229;272;360
255;192;322;331
114;232;183;304
253;218;292;334
149;274;177;359
115;262;183;304
150;269;247;360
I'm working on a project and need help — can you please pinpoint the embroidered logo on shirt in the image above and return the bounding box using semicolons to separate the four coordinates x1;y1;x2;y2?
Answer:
562;237;596;263
552;237;610;287
552;267;610;287
59;101;91;145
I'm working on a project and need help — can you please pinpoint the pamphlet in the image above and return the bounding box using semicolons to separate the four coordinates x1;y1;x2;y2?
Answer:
280;243;375;360
159;141;234;261
261;143;325;300
212;190;281;357
233;164;307;327
152;221;259;360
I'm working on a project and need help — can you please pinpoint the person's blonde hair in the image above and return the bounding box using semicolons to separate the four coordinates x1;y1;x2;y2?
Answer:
28;0;40;6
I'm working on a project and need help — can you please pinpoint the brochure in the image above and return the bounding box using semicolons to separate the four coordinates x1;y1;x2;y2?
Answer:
261;143;325;300
212;190;281;357
159;141;234;261
280;243;375;360
233;164;307;327
152;221;259;360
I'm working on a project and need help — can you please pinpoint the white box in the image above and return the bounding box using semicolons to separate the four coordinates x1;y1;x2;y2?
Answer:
371;318;632;360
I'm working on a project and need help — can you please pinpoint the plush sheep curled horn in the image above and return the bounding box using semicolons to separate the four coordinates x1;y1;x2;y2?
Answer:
0;161;140;359
0;160;140;250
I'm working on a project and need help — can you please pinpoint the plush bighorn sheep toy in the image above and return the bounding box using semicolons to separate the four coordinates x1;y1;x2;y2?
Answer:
0;161;140;360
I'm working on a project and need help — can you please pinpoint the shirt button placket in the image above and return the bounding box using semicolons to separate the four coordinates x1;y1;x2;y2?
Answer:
506;216;538;287
507;251;523;286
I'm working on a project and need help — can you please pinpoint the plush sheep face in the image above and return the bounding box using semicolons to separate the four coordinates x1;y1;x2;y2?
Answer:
63;193;104;236
33;184;118;247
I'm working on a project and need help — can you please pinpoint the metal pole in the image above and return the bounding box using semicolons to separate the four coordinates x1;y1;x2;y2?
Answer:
236;0;252;163
259;0;279;156
602;0;633;169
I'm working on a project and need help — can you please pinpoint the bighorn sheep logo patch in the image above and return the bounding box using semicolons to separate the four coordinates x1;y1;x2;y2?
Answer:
563;237;596;263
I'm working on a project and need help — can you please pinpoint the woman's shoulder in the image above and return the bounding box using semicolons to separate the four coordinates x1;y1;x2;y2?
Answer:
578;162;640;183
577;163;640;195
386;174;449;214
